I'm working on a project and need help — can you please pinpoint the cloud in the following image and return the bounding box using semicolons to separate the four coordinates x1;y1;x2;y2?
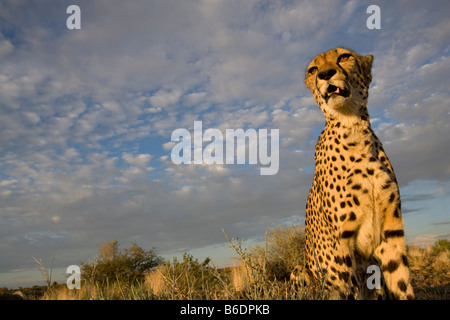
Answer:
0;39;13;59
431;221;450;226
408;233;450;247
375;107;450;185
183;92;207;106
122;153;152;168
149;89;183;109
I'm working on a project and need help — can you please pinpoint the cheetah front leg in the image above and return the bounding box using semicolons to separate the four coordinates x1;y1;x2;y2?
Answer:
336;210;363;299
373;177;414;299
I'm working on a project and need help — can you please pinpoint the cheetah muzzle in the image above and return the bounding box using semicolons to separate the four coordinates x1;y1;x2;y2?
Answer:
325;84;350;102
301;47;414;300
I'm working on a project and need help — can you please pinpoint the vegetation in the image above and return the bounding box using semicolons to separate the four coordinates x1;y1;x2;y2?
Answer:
81;240;163;285
431;239;450;255
153;253;221;299
2;227;448;300
250;225;306;281
408;239;450;300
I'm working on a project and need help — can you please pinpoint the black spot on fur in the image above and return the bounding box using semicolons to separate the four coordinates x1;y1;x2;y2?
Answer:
389;193;395;203
341;231;355;239
353;195;360;206
384;230;404;238
398;280;407;292
401;254;409;267
340;271;349;282
383;260;399;273
345;255;352;267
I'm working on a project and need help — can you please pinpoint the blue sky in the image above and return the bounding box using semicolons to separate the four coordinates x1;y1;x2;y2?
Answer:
0;0;449;288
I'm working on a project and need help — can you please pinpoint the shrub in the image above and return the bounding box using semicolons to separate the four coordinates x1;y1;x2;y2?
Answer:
222;227;324;300
250;225;306;281
81;240;163;285
432;239;450;255
157;253;224;299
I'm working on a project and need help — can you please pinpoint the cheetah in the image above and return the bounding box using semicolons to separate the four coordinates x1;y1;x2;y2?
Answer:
302;47;414;300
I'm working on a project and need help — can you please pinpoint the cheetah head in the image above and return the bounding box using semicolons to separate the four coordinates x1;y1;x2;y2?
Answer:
305;48;373;120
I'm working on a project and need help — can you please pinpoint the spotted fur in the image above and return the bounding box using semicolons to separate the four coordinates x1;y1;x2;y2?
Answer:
302;48;414;299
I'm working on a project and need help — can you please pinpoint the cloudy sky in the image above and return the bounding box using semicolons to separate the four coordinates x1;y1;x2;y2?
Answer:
0;0;449;288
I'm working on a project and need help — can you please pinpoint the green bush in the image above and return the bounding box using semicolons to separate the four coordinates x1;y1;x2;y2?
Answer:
81;240;163;285
250;225;306;281
158;253;220;299
222;227;324;300
432;239;450;254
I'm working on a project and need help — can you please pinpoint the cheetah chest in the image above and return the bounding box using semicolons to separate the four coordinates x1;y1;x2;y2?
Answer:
307;124;382;240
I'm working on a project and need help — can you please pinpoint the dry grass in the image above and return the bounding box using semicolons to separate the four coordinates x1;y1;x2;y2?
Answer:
230;263;249;295
144;270;166;296
408;244;450;300
7;227;448;300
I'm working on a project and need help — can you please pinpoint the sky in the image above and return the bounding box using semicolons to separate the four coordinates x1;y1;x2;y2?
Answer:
0;0;449;288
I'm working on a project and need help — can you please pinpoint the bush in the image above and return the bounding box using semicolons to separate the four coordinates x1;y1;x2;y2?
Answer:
432;239;450;255
222;227;323;300
250;225;306;281
81;240;163;285
157;253;220;299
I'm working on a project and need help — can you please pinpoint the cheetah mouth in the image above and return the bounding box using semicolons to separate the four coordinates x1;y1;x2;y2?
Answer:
325;85;350;102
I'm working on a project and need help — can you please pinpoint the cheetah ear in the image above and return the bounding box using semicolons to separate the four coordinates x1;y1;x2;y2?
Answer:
363;54;373;71
362;54;373;85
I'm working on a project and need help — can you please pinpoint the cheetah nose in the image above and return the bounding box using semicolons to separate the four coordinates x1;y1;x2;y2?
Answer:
318;68;337;80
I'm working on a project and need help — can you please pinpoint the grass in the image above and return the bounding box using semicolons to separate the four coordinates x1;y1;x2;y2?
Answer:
3;226;449;300
408;243;450;300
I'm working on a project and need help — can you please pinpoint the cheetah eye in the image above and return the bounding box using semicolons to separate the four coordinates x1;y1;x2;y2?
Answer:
308;66;318;75
338;54;352;63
